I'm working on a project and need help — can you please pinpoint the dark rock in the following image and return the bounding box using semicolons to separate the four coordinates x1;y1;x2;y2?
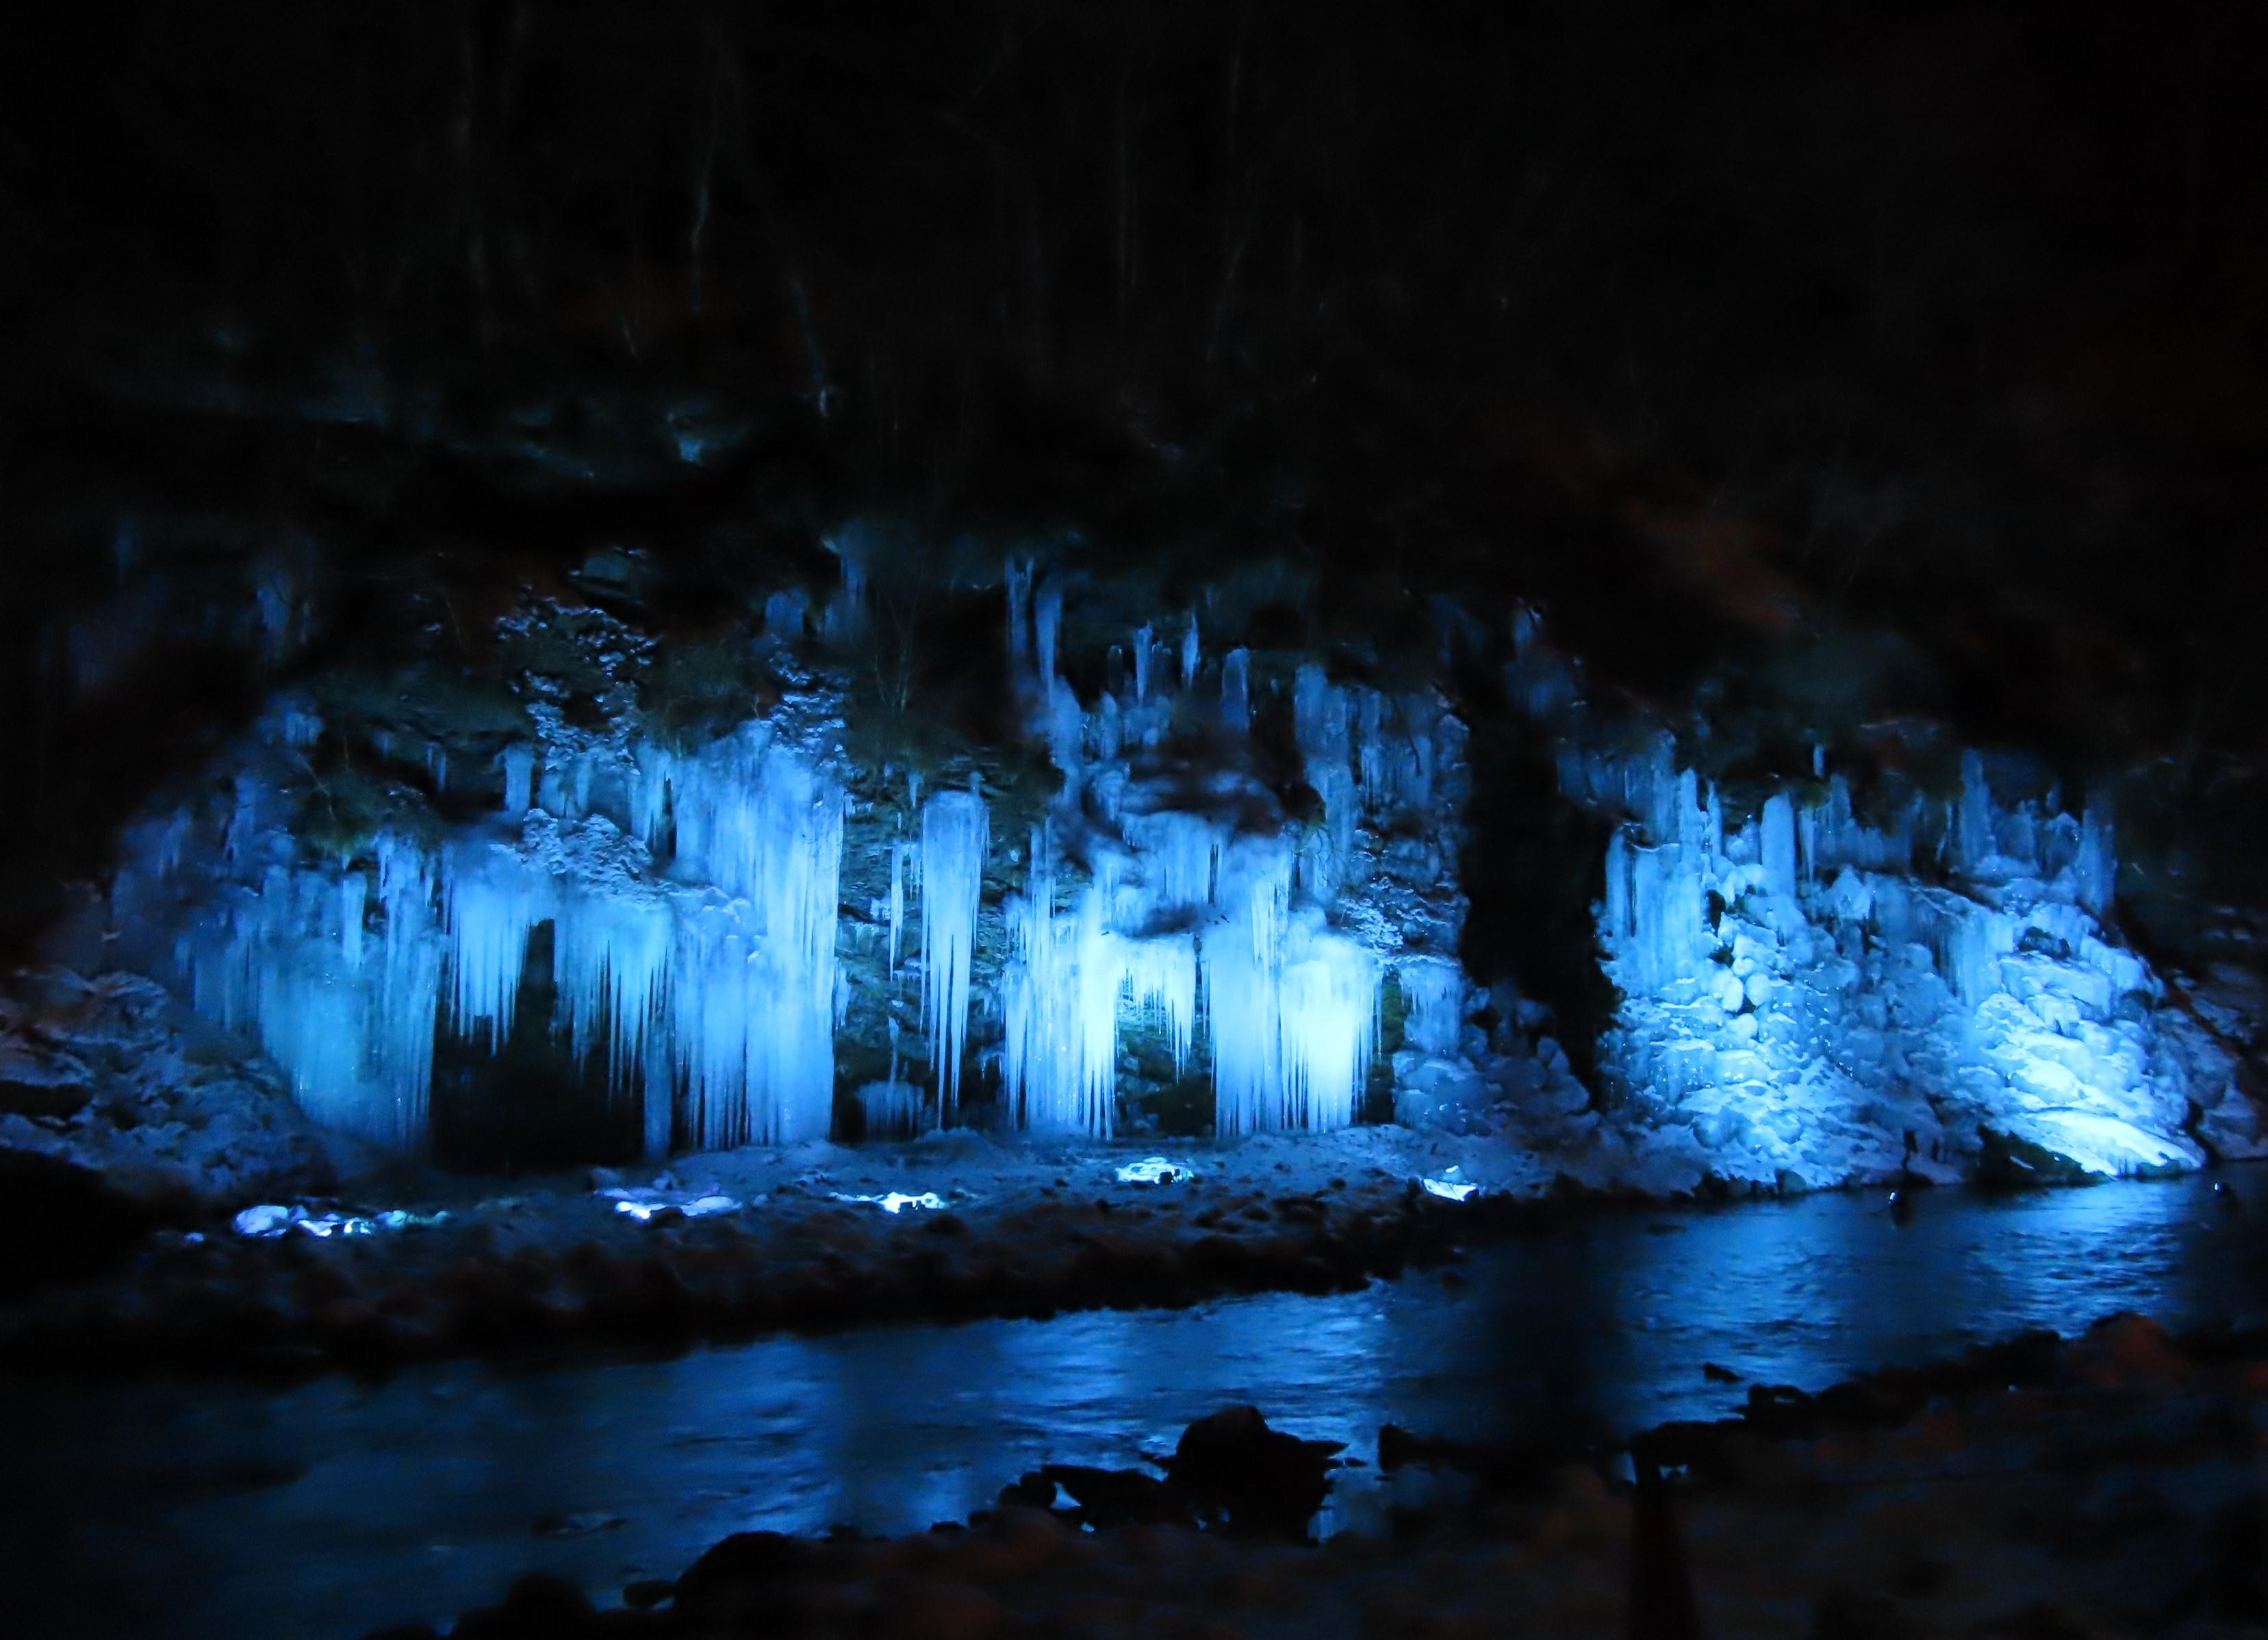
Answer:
1379;1424;1585;1498
1978;1129;2094;1190
620;1579;674;1611
997;1471;1057;1511
672;1531;825;1625
450;1573;597;1639
2199;1494;2268;1623
1164;1405;1342;1537
1039;1463;1195;1528
0;1075;94;1120
0;1148;166;1298
1702;1361;1741;1383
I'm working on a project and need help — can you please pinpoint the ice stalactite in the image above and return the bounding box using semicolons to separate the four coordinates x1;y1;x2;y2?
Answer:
1036;578;1064;686
989;645;1456;1137
887;834;908;977
2074;799;2115;917
1000;836;1119;1135
1005;559;1033;676
444;843;545;1042
1121;936;1199;1076
502;745;535;814
1201;838;1292;1135
119;717;847;1154
823;522;871;643
1221;648;1250;733
1761;793;1798;899
919;788;989;1108
1566;734;2247;1183
1398;956;1466;1054
1200;836;1380;1135
1294;664;1358;900
640;728;845;1146
1181;614;1199;689
548;871;670;1087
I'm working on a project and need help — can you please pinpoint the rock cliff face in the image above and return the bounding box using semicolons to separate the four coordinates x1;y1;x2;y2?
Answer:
47;530;2261;1197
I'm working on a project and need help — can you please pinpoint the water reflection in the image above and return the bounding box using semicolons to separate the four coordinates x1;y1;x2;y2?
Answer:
6;1170;2262;1640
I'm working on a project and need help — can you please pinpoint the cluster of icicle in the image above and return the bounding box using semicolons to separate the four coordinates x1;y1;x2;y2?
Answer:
1572;738;2117;1005
112;546;1468;1151
973;565;1428;1136
112;715;845;1153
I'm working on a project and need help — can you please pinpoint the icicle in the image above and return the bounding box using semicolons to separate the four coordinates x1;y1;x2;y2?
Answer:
2075;801;2116;917
1957;749;1993;871
1044;676;1084;791
1293;665;1357;895
920;788;989;1107
1604;829;1633;940
444;843;545;1042
1221;648;1250;732
763;587;808;642
1398;956;1465;1053
888;834;906;976
1277;915;1377;1131
1204;837;1291;1134
1036;579;1063;683
1132;624;1154;702
1761;794;1798;899
659;728;845;1146
1123;936;1198;1075
1181;613;1199;690
823;524;871;643
502;745;535;816
1006;559;1032;674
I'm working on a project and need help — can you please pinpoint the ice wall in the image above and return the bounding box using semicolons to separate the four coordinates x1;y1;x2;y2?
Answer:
989;589;1465;1136
112;709;845;1153
919;788;988;1107
1568;733;2250;1182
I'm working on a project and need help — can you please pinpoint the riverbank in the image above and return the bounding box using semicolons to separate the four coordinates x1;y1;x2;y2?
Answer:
370;1312;2268;1640
6;1129;2263;1383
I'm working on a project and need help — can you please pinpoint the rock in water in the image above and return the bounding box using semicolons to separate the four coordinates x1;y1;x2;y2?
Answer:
1163;1405;1344;1538
1037;1463;1194;1529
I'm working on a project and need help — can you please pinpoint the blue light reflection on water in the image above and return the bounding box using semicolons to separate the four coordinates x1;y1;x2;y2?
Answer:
6;1170;2263;1640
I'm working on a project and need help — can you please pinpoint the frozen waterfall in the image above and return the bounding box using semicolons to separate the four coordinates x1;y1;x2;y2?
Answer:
919;788;988;1108
114;717;845;1153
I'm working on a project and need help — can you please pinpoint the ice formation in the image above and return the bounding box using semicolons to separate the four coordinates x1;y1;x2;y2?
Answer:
989;597;1465;1136
1568;732;2252;1183
919;788;989;1107
112;704;845;1153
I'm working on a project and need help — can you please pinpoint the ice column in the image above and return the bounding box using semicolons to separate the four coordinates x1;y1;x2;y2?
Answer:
920;788;989;1107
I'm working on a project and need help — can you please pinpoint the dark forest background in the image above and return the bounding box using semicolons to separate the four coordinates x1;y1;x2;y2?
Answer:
2;1;2265;947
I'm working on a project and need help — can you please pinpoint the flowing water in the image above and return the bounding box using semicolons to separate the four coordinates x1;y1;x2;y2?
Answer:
8;1168;2265;1639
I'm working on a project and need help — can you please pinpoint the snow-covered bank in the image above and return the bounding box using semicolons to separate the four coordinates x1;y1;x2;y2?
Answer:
0;1127;1568;1377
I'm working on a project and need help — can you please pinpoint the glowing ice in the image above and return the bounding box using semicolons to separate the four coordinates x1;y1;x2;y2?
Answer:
1114;1157;1199;1183
920;789;989;1107
829;1191;950;1214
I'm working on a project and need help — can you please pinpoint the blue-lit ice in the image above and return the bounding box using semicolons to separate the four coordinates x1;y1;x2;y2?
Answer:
829;1190;950;1214
1555;734;2256;1186
111;653;848;1155
1114;1157;1199;1184
232;1203;446;1238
